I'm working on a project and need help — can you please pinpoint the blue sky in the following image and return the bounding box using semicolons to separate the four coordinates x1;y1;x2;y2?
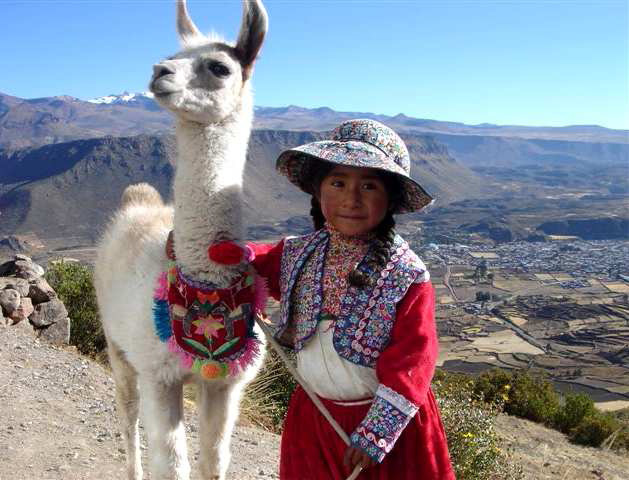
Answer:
3;0;628;129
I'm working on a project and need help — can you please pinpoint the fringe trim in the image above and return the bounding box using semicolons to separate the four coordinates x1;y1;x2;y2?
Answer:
152;267;265;380
152;299;172;342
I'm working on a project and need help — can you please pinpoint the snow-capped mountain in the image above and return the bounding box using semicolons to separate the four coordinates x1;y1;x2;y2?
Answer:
87;91;160;110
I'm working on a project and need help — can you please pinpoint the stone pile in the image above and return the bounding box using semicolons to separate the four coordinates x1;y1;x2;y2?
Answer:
0;254;70;345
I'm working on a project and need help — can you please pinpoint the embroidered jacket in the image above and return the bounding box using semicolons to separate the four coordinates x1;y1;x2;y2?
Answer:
250;231;439;463
274;229;428;367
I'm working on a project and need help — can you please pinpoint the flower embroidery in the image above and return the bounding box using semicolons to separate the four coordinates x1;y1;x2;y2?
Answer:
193;315;224;338
350;384;418;462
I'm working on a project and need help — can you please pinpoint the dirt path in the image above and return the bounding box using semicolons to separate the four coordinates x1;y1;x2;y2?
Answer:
495;414;628;480
0;322;280;480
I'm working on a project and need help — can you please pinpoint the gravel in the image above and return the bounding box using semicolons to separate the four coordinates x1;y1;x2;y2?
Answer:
0;321;280;480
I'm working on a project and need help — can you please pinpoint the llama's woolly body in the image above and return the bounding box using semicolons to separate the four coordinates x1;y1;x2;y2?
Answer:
94;1;268;479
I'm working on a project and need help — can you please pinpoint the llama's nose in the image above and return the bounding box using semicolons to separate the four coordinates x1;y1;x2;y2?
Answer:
153;64;175;79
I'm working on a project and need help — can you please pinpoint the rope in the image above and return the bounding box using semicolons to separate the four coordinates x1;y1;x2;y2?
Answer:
255;314;365;480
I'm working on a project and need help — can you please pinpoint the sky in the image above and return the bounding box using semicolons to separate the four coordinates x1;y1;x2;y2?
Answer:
2;0;628;129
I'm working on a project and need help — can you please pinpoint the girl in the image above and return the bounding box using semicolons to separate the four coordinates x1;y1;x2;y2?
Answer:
250;119;455;479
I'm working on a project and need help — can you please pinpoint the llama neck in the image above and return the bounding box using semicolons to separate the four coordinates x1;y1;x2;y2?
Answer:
172;109;252;286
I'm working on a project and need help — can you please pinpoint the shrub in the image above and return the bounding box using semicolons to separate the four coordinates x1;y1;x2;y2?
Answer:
241;348;296;433
434;370;524;480
473;368;512;406
474;369;560;424
504;371;560;424
554;392;595;434
569;411;622;448
45;260;105;356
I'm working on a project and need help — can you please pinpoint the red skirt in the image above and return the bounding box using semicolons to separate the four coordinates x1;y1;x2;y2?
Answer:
280;387;455;480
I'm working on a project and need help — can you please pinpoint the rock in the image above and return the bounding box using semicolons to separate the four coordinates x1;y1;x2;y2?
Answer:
10;297;34;324
14;260;44;281
13;316;36;336
29;299;68;327
0;289;21;316
0;277;30;297
38;316;70;345
28;278;56;305
0;260;16;276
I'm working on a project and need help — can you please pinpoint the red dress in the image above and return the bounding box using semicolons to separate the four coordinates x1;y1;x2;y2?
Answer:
251;239;455;480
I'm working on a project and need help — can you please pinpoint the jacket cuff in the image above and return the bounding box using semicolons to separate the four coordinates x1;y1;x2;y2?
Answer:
349;384;419;463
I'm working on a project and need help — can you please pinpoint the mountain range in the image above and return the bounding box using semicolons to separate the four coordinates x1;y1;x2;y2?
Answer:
0;90;627;250
0;129;486;243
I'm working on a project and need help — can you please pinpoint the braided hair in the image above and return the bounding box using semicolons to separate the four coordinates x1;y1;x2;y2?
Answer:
308;160;401;288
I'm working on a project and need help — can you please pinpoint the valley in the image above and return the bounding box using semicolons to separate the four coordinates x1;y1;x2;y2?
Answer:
1;93;627;412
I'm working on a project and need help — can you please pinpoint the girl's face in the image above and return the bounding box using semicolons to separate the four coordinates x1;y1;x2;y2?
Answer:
318;165;389;237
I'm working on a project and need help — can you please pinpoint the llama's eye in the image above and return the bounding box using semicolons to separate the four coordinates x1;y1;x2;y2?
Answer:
207;61;230;78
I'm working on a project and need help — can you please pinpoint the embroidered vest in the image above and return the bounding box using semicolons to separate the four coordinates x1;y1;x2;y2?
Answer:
276;229;429;368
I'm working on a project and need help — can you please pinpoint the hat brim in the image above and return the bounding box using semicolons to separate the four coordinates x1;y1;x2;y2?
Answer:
276;140;434;214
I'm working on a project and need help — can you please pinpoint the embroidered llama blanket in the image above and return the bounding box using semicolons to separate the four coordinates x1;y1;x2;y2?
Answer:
153;262;266;379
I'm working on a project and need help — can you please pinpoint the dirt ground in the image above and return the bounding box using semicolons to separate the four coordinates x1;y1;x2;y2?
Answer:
0;321;279;480
1;321;627;480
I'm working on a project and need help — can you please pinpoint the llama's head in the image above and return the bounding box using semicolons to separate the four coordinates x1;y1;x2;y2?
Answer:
150;0;267;124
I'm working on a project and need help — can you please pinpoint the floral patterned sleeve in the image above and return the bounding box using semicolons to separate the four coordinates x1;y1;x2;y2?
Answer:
349;281;438;462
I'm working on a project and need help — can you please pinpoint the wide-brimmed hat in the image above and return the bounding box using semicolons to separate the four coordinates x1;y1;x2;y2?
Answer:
276;118;434;213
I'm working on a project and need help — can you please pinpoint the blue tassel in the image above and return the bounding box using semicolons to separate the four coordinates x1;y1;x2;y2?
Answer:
153;299;172;342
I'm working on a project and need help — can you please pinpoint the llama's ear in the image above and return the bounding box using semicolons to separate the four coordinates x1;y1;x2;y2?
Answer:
235;0;268;80
177;0;203;46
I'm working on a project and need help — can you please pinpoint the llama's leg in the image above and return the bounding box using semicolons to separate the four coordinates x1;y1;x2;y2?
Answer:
197;381;243;480
108;342;143;480
139;375;191;480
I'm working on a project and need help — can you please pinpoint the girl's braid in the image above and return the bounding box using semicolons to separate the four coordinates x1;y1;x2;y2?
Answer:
347;213;396;288
310;196;326;231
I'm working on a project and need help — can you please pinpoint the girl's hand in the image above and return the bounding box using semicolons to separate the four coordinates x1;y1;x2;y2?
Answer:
343;446;376;473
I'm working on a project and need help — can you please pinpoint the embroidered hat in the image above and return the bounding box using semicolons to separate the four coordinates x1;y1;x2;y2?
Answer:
276;118;434;213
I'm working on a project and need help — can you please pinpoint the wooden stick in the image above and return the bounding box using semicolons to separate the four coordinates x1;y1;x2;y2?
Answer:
255;314;364;480
346;464;364;480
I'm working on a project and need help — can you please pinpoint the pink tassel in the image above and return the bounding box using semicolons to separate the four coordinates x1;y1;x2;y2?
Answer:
167;337;194;369
237;338;262;370
154;271;169;301
228;361;240;377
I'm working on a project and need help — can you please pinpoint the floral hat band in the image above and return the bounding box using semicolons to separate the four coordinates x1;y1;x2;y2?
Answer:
276;118;434;214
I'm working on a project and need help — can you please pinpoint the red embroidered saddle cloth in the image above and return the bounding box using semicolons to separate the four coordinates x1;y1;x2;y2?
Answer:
168;267;257;361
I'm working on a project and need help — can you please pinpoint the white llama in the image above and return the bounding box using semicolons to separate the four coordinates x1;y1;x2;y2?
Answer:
94;1;268;479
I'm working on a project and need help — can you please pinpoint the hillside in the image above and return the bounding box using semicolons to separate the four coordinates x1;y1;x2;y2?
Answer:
0;130;485;245
1;93;627;170
0;321;280;480
0;135;175;243
1;316;627;479
0;93;171;151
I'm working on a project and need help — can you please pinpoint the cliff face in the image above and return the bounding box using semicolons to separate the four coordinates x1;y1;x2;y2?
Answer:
0;135;175;241
538;217;629;240
1;130;481;243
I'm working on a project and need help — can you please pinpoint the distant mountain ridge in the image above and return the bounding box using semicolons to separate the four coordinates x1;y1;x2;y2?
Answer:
0;92;171;151
87;91;154;106
253;105;628;144
0;130;483;243
2;91;627;152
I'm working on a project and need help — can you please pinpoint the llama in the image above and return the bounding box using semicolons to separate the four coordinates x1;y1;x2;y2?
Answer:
94;1;268;479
